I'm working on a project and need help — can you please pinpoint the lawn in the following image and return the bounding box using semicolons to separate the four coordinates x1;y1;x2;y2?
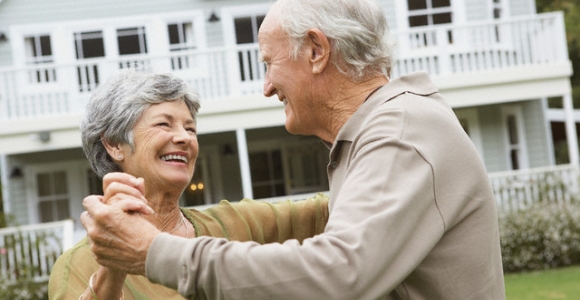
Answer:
504;265;580;300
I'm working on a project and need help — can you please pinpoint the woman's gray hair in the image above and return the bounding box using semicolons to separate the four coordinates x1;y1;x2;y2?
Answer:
276;0;395;80
81;69;201;178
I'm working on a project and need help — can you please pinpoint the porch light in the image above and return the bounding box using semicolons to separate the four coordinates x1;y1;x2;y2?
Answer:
208;11;220;23
9;167;23;179
189;182;204;191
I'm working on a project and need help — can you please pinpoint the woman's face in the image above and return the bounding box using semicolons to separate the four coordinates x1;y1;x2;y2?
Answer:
118;99;198;193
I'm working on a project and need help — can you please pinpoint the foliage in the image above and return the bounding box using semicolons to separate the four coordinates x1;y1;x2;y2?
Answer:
504;265;580;300
0;227;55;299
499;201;580;273
536;0;580;87
0;278;49;300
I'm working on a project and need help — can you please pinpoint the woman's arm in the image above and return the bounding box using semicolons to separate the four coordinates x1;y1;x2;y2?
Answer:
187;193;329;244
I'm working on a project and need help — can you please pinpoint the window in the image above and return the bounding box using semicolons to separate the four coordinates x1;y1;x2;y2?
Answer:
182;157;209;207
234;14;266;82
117;27;148;55
24;35;56;83
74;31;105;92
506;115;520;170
407;0;453;46
492;0;502;19
36;171;70;223
87;169;103;195
502;106;528;170
250;149;285;199
74;31;105;59
286;142;329;195
407;0;452;27
167;22;196;70
168;22;195;51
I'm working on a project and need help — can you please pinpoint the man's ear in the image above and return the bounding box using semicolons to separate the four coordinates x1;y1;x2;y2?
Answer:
102;137;125;161
306;28;330;74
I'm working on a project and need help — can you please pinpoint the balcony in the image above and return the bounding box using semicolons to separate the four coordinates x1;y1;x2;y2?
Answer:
0;12;569;123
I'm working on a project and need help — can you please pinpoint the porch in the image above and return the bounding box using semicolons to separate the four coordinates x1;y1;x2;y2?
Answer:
1;164;579;284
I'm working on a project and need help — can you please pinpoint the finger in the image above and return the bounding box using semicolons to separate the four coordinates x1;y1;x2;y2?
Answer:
80;210;94;231
103;172;146;195
104;182;147;205
109;195;155;215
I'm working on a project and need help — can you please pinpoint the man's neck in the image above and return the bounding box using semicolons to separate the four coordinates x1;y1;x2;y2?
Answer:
320;76;389;143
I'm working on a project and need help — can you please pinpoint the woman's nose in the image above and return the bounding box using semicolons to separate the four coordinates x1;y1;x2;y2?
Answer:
173;127;194;144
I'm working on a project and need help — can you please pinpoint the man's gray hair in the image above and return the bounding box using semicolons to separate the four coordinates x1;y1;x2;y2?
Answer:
81;69;201;178
277;0;395;80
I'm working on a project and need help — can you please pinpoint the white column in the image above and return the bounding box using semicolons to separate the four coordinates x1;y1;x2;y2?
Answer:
0;155;10;213
236;128;253;199
563;93;579;166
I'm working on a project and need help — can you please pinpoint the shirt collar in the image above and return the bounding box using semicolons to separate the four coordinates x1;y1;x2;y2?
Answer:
333;71;439;144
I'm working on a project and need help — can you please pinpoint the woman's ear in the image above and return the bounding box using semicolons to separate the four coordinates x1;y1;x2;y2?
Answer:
306;28;330;74
102;138;125;161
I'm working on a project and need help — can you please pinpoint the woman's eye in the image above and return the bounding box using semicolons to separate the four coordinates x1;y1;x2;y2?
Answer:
187;127;197;134
157;122;170;127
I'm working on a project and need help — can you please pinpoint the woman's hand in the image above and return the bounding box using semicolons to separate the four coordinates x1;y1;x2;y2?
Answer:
99;172;154;215
81;196;159;276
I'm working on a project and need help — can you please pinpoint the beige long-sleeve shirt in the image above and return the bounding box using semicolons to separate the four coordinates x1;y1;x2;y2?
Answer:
146;72;506;299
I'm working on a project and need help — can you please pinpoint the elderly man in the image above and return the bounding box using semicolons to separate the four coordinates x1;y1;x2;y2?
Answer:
81;0;506;299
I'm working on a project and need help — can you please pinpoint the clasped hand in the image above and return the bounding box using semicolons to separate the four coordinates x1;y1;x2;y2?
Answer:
80;172;160;276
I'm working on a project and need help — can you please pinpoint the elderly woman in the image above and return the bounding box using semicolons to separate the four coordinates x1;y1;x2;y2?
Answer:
48;69;329;300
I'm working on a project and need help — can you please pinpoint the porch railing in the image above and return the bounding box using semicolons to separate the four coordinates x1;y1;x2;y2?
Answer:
0;164;578;283
0;12;568;123
0;219;74;284
490;164;579;212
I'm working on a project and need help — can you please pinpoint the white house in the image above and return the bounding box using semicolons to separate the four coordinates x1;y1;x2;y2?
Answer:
0;0;577;241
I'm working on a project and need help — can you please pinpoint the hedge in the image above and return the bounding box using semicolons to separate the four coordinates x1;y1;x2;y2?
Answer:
499;201;580;273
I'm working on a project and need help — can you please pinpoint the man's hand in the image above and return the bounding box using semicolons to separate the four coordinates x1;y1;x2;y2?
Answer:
81;195;161;275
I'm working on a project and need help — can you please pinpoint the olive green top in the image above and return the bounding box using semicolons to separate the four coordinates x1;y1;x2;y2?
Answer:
48;194;329;300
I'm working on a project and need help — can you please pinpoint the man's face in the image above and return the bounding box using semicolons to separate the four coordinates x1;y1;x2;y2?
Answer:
258;13;317;136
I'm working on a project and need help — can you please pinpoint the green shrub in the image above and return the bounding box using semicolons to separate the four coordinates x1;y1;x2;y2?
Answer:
499;202;580;273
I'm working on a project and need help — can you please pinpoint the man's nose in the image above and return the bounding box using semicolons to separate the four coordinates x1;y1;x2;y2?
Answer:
263;78;275;98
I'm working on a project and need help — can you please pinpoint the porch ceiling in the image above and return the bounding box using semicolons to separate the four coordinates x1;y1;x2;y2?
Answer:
0;114;82;155
436;61;573;108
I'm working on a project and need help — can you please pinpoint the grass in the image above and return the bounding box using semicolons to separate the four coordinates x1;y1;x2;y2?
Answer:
504;265;580;300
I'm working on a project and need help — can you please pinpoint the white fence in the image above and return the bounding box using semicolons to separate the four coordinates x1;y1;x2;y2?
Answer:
0;219;74;284
490;164;579;212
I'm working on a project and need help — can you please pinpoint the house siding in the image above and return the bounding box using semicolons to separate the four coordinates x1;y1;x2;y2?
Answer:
523;99;552;168
480;105;507;172
377;0;397;30
7;179;28;225
464;0;490;21
509;0;535;16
